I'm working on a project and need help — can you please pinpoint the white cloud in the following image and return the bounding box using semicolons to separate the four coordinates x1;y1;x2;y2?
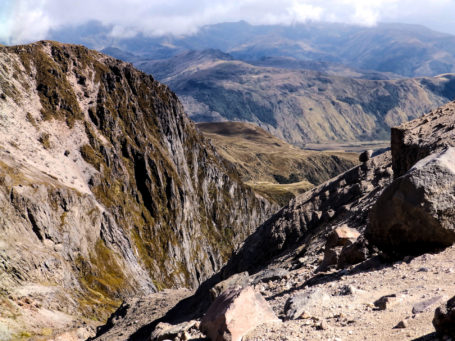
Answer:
2;0;455;44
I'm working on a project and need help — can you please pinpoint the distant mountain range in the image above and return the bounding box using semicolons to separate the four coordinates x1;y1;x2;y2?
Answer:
51;20;455;77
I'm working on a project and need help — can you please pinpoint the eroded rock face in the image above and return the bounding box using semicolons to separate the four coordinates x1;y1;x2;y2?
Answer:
0;41;275;336
200;286;280;341
223;151;393;277
367;148;455;256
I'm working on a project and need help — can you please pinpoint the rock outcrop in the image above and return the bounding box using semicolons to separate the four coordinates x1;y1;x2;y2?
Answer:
367;101;455;257
367;147;455;256
222;151;393;277
391;101;455;178
0;41;275;337
433;295;455;337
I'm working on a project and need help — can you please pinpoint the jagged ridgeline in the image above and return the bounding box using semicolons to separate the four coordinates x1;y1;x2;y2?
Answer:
0;41;275;320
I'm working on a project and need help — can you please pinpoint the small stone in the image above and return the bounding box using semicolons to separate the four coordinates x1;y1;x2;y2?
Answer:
339;285;356;296
394;320;408;329
151;320;198;341
300;312;311;319
412;296;443;314
316;321;328;330
374;294;397;310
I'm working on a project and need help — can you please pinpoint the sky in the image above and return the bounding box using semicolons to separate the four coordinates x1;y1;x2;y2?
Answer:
1;0;455;44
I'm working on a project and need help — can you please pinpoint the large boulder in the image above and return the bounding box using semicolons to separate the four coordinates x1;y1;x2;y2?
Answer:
200;286;280;341
433;295;455;337
366;148;455;257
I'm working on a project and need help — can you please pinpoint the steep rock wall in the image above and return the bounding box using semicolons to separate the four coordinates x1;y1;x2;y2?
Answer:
0;41;275;334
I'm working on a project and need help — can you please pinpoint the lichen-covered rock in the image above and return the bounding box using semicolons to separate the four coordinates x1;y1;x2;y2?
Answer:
210;272;250;300
367;148;455;257
284;288;331;320
251;268;290;284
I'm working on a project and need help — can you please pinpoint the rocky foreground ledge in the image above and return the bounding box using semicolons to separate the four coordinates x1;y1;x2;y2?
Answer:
93;101;455;341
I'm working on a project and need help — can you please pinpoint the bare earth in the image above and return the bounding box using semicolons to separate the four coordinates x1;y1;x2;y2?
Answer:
244;246;455;341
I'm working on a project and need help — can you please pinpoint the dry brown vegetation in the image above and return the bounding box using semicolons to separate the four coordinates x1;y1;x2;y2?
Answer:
197;122;359;205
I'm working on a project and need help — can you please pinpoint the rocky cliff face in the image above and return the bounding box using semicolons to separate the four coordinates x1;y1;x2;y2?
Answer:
0;41;275;338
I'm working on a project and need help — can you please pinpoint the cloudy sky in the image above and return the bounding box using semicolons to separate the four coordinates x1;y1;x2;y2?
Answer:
1;0;455;44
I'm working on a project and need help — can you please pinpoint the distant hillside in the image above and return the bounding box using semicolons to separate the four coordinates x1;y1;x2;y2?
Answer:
197;122;358;205
146;54;455;146
53;20;455;77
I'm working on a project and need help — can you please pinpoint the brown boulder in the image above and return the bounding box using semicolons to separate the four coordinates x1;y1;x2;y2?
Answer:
326;225;360;249
319;226;362;271
200;286;280;341
337;238;369;268
366;148;455;257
